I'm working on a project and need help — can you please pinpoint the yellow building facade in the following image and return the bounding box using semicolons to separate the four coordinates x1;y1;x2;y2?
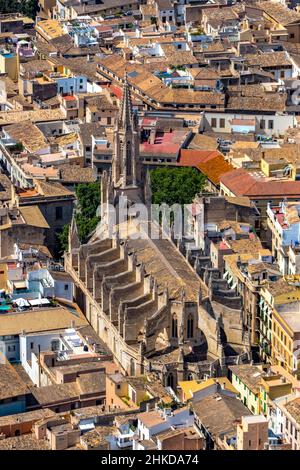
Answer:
231;373;261;415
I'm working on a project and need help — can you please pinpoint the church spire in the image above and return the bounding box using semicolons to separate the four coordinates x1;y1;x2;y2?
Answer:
118;71;134;131
112;70;141;189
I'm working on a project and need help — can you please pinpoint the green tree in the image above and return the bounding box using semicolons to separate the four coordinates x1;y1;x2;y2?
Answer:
150;167;206;206
0;0;39;18
75;182;100;243
75;182;100;220
57;182;100;256
56;225;69;258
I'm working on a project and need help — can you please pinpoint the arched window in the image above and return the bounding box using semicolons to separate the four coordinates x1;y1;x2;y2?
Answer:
171;315;178;338
188;373;193;381
167;373;174;389
130;358;135;376
126;141;132;177
187;314;194;339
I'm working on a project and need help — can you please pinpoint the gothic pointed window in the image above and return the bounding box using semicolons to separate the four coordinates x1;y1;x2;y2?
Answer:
130;358;135;376
172;315;178;338
126;140;132;177
167;373;174;389
187;314;194;339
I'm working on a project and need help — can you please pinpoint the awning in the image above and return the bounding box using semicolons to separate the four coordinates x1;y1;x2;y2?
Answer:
79;423;95;432
13;280;27;289
29;298;50;306
15;298;30;307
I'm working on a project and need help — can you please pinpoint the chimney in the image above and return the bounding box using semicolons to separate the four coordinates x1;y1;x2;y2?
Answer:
50;142;59;153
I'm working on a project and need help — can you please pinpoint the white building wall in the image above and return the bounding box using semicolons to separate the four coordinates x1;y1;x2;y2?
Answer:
54;279;73;302
203;111;296;137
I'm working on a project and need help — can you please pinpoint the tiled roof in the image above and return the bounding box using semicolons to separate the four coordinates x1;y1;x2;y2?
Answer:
192;393;249;441
178;149;234;185
0;307;88;336
0;353;29;400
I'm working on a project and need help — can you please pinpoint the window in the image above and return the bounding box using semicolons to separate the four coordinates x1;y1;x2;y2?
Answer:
187;314;194;339
130;358;135;376
55;206;63;220
268;120;274;130
219;118;225;128
167;373;174;389
260;120;265;130
64;284;69;291
171;315;178;338
51;340;60;352
249;440;251;447
211;118;217;128
30;342;34;349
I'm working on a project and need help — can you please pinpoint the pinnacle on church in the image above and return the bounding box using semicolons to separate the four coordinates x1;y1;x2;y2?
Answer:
118;71;134;130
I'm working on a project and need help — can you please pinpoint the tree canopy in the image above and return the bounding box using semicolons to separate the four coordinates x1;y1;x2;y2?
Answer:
0;0;39;19
57;182;100;257
74;182;101;243
150;166;206;206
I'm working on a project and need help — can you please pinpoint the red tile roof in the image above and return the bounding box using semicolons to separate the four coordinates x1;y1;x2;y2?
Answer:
179;149;221;166
178;149;234;185
247;180;300;198
63;95;76;101
219;169;256;196
109;84;122;100
220;169;300;198
231;119;255;126
141;131;187;156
